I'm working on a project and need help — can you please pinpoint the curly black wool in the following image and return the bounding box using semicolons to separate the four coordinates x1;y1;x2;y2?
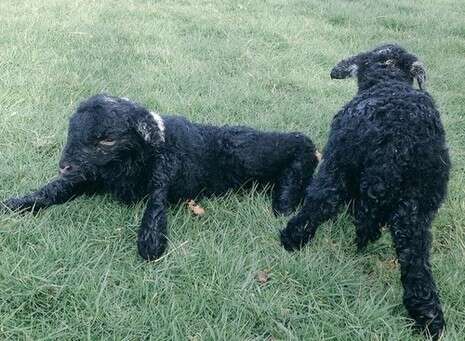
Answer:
280;44;450;339
2;94;318;261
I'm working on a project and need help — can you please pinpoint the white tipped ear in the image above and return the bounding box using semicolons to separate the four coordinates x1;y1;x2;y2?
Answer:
410;61;426;90
149;111;165;142
330;58;359;79
376;47;392;55
136;111;165;145
348;64;359;77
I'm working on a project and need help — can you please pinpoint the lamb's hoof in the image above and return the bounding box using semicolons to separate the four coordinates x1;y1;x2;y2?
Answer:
137;234;167;261
418;309;445;341
280;229;302;251
1;198;26;213
280;219;311;251
355;236;369;252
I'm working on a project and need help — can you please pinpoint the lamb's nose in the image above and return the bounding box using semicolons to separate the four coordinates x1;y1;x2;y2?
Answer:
59;164;73;176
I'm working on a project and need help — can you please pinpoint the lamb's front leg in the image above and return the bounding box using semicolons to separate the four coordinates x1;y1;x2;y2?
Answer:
137;185;169;261
1;176;86;213
137;157;178;261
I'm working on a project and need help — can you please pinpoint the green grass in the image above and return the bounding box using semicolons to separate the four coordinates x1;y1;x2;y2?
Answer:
1;0;464;339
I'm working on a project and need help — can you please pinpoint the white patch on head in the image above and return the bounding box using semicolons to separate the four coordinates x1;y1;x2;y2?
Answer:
102;95;118;103
121;97;134;103
349;64;358;77
376;47;392;55
149;111;165;142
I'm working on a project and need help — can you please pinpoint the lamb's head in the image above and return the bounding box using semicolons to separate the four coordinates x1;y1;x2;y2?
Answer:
58;94;165;179
330;44;426;91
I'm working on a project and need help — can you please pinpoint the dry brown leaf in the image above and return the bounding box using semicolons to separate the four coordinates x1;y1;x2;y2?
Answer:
315;150;323;162
386;258;399;270
256;270;270;285
379;257;399;271
187;200;205;216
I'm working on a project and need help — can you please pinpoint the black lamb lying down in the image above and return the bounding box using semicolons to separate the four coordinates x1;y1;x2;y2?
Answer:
2;94;319;260
280;44;450;339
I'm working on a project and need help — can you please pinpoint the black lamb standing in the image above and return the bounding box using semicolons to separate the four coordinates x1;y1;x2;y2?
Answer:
280;44;450;339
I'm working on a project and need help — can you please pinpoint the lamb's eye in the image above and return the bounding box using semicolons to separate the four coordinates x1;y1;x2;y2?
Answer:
99;138;116;146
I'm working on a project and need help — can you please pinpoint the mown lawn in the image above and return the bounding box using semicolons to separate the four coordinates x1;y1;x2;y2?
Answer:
1;0;464;339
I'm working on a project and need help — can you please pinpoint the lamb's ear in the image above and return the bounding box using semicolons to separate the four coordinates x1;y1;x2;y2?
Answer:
134;109;165;146
410;61;426;90
330;57;359;79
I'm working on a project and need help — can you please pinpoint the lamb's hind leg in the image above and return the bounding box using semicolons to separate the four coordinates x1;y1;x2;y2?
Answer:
280;159;347;251
272;139;319;216
389;199;445;339
353;198;383;251
354;164;401;250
